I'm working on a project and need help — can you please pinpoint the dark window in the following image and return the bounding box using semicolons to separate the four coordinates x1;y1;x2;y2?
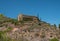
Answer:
23;17;33;21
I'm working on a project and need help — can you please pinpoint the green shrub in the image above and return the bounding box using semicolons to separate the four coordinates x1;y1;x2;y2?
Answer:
5;27;13;32
50;38;59;41
0;29;14;41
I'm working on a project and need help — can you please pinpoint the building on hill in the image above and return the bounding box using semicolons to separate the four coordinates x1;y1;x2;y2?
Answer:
18;14;39;23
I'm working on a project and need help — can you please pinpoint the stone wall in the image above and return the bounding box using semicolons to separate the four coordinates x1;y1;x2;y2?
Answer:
18;14;39;23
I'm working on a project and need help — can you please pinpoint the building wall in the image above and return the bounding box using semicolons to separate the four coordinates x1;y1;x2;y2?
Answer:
18;14;39;23
18;14;23;21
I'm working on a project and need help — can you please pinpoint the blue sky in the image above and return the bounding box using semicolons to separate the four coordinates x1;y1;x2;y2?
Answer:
0;0;60;26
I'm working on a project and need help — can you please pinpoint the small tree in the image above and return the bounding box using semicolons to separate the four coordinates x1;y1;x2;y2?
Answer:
53;24;57;29
59;24;60;30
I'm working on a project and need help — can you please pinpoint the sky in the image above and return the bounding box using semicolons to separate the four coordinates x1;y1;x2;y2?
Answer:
0;0;60;26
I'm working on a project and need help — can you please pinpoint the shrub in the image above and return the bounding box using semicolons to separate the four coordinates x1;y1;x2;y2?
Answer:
50;38;59;41
59;24;60;30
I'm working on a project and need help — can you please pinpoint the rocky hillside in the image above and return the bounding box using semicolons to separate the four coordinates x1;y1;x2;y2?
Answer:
0;14;60;41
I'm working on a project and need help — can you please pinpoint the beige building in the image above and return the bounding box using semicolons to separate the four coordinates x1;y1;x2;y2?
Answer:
18;14;39;23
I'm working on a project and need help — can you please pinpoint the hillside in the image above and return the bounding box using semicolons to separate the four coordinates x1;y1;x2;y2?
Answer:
0;14;60;41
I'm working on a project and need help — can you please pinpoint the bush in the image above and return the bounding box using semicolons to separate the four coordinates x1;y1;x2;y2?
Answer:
50;38;59;41
0;29;14;41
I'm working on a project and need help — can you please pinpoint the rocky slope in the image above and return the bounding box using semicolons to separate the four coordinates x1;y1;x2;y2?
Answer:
0;14;60;41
